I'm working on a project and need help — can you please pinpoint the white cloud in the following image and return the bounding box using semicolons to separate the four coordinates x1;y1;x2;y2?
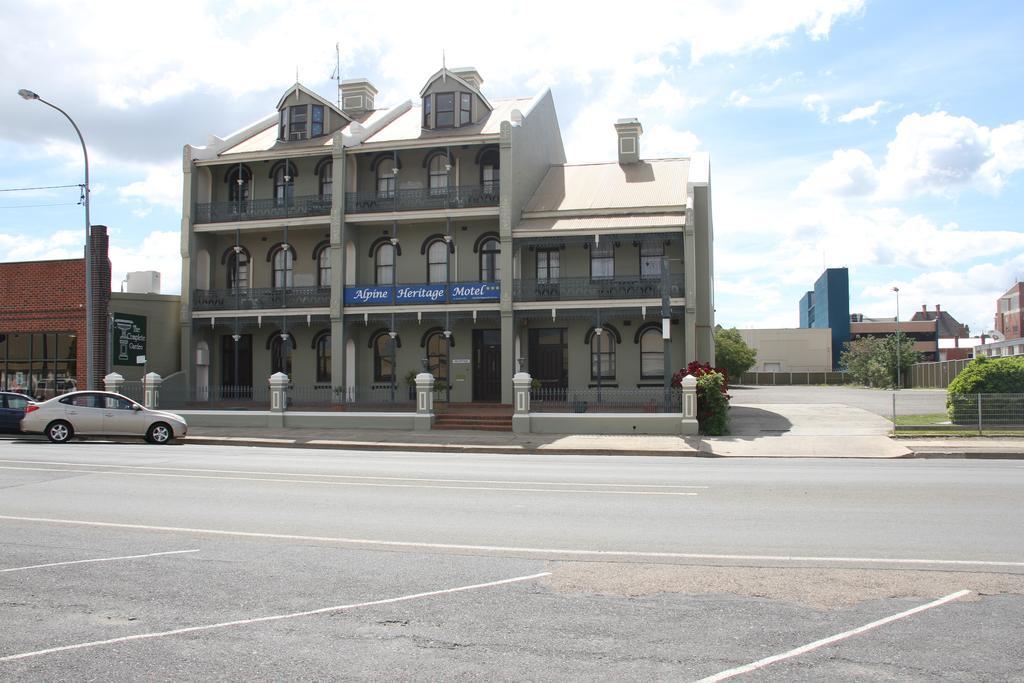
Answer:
793;149;878;197
118;162;182;209
728;90;752;107
795;111;1024;200
802;93;829;122
109;230;182;294
0;230;83;262
639;81;701;114
837;99;886;124
643;125;701;159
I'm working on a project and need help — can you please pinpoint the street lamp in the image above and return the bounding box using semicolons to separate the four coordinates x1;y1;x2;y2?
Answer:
892;286;901;390
19;89;94;389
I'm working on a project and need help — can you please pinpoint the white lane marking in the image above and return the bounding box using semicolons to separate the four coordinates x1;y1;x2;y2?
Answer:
0;466;695;496
694;589;971;682
1;549;199;573
0;571;550;663
2;516;1022;568
0;458;708;489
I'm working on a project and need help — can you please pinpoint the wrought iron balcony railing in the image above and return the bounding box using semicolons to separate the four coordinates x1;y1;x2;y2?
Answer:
512;273;684;302
193;287;330;311
194;195;331;223
344;183;500;213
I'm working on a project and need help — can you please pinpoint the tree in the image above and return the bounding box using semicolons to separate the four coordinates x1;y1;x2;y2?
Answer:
840;335;919;388
713;327;757;382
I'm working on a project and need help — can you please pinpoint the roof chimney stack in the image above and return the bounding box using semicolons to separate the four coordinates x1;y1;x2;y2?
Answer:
936;304;941;312
339;78;378;117
450;67;484;91
614;118;643;165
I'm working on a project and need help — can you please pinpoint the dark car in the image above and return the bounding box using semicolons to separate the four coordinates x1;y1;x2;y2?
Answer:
0;392;36;433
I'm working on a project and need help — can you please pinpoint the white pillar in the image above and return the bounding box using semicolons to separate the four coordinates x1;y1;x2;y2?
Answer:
103;372;124;395
680;374;698;435
512;371;532;434
142;372;163;409
269;372;289;413
414;372;435;431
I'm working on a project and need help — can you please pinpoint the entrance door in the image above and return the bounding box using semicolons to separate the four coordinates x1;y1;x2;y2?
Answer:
221;334;253;399
472;329;501;402
528;329;567;394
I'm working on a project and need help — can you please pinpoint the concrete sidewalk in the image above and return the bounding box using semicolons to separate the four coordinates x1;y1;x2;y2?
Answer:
181;426;981;459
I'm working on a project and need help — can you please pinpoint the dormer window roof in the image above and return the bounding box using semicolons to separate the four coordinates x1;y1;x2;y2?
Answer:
419;67;492;131
275;83;349;142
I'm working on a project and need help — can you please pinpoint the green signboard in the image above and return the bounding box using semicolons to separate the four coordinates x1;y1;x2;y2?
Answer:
112;313;147;366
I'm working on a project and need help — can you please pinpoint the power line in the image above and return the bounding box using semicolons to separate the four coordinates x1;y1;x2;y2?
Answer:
0;183;81;193
0;201;81;209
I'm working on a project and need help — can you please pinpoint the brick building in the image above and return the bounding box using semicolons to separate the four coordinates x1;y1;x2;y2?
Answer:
995;282;1023;341
0;225;110;396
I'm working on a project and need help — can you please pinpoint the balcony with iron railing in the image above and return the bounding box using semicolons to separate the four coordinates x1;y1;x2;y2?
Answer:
193;195;331;224
512;272;684;302
344;183;499;214
193;287;330;311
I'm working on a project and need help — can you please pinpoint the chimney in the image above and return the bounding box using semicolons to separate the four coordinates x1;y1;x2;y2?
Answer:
922;305;927;314
614;118;643;164
339;79;378;117
450;67;484;91
936;304;941;312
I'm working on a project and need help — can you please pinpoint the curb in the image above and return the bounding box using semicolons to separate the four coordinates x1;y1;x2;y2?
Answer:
181;435;700;457
901;451;1024;460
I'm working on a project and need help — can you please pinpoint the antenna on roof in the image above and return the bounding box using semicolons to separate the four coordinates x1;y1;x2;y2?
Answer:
442;50;446;81
331;42;341;108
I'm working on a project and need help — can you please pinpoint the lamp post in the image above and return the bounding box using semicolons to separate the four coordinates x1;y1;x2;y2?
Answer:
18;89;94;389
893;286;901;390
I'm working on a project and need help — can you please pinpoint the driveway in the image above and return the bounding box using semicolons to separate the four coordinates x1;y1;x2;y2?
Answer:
730;384;947;417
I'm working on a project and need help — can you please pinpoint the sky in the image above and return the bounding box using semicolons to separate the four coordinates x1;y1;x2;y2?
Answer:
1;0;1022;336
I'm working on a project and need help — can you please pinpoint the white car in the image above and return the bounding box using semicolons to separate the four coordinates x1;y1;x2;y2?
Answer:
21;391;188;444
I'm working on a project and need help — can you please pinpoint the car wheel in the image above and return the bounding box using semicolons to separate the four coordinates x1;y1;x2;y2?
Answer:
45;420;73;444
146;422;173;444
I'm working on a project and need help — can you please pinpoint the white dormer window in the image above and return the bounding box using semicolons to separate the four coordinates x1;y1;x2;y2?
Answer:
435;92;455;128
288;105;307;140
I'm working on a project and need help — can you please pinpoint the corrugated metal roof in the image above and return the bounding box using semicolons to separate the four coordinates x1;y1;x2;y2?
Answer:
363;97;533;144
513;214;684;235
523;159;690;213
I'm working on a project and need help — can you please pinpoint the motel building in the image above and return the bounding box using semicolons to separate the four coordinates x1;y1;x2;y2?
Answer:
180;67;714;410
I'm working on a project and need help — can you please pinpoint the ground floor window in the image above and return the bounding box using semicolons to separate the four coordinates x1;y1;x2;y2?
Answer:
315;332;331;383
0;332;77;398
426;332;449;385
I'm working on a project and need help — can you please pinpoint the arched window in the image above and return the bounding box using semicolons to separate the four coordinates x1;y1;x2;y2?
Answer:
271;246;294;288
314;332;331;383
316;245;331;287
227;167;251;203
226;248;249;290
427;239;448;283
375;243;395;284
590;331;616;380
426;332;449;385
376;159;396;198
372;332;395;382
270;334;293;376
640;327;663;379
273;164;295;207
479;237;500;282
428;154;449;195
479;148;499;192
319;160;332;198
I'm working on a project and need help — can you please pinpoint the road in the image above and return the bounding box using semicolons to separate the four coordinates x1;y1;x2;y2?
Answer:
1;439;1021;680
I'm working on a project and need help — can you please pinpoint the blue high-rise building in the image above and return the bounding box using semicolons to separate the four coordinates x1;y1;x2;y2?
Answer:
798;268;850;369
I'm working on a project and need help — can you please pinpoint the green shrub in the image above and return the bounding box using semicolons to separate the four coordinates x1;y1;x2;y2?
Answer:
946;356;1024;423
696;371;730;435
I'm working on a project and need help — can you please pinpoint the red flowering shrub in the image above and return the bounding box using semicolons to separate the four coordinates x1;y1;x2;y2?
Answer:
672;361;731;435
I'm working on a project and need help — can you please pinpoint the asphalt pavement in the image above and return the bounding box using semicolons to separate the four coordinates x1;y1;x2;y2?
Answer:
0;442;1021;680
